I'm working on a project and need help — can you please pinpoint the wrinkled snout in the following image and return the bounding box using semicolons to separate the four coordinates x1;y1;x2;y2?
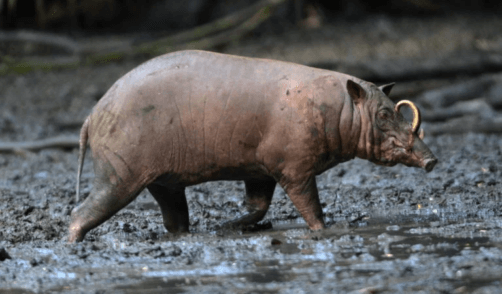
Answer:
412;138;437;173
422;157;438;172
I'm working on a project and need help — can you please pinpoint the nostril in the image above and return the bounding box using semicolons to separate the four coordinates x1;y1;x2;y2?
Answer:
424;158;438;172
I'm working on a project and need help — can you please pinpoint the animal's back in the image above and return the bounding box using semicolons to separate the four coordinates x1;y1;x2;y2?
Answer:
85;51;356;185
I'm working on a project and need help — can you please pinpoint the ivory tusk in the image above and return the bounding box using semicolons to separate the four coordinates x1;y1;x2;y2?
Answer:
418;128;425;140
395;100;421;133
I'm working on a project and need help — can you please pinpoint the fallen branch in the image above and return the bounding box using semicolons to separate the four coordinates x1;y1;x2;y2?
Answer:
134;0;286;56
134;0;281;50
427;115;502;135
420;98;494;122
0;56;81;75
0;30;80;54
312;52;502;84
0;0;287;75
416;75;496;109
0;136;79;152
85;0;284;63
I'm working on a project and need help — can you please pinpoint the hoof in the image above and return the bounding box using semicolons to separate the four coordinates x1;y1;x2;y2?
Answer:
67;224;85;243
219;221;243;231
308;222;326;231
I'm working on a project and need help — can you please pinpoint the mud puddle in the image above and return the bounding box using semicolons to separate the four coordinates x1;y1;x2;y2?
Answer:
116;221;497;293
15;217;494;293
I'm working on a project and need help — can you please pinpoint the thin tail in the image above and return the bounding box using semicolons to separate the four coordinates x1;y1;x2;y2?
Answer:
76;117;90;202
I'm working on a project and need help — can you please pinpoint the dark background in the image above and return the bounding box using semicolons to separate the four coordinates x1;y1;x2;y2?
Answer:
2;0;502;31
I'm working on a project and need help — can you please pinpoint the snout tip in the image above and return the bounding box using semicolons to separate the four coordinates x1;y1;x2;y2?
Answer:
423;157;438;172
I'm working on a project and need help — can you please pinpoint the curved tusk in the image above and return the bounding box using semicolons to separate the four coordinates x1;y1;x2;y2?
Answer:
418;128;424;140
395;100;421;133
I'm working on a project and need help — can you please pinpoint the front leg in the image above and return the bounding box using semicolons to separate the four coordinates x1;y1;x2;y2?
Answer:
280;174;325;231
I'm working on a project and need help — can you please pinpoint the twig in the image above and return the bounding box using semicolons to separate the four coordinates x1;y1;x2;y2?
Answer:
0;30;80;54
0;136;80;152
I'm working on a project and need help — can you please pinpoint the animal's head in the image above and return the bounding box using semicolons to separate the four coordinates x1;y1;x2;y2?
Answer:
347;79;437;172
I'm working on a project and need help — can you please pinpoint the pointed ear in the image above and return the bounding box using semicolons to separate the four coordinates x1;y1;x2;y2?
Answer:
379;83;395;96
347;80;367;105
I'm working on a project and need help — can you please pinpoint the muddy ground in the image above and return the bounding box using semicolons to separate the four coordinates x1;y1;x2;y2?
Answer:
1;13;502;293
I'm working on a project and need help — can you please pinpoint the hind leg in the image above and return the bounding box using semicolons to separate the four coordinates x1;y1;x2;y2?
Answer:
224;178;276;229
147;184;189;233
68;180;143;243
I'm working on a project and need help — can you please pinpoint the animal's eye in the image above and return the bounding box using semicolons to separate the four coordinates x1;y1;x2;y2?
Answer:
378;109;392;121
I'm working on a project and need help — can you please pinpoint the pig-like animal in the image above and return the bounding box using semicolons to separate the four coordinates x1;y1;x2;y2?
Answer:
69;50;437;242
